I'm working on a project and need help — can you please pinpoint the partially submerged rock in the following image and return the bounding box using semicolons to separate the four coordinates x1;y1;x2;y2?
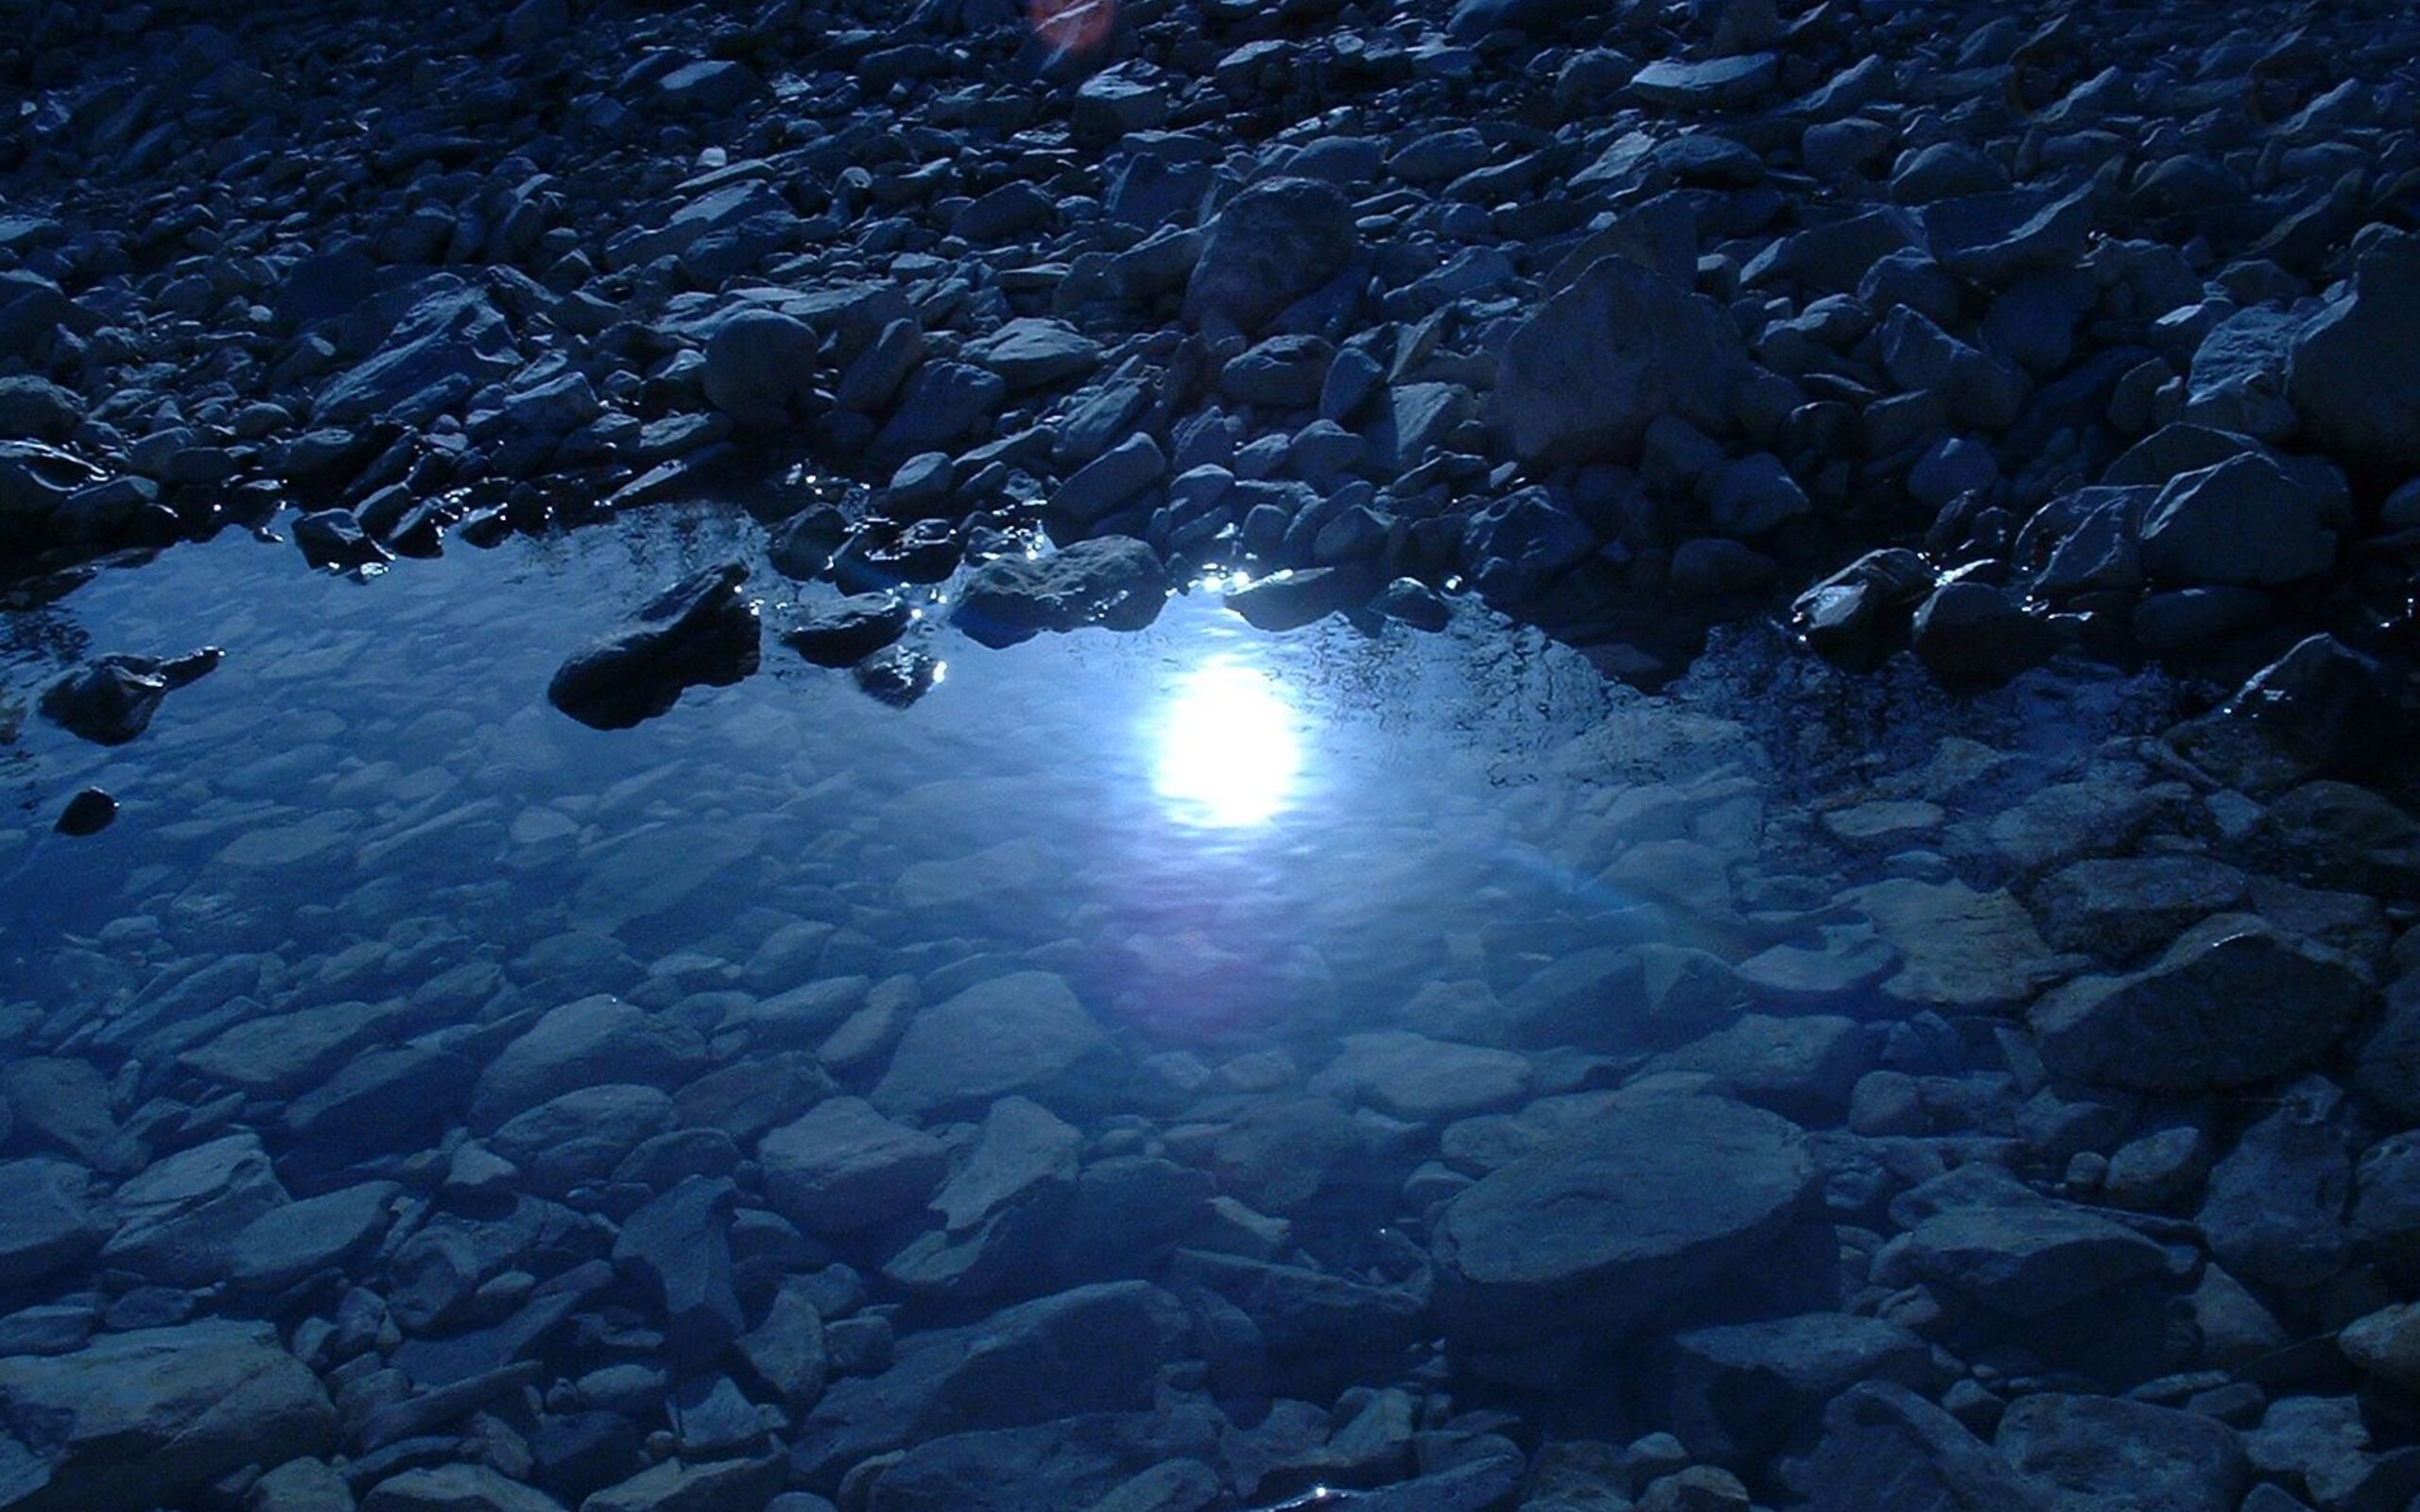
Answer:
546;560;759;729
39;647;221;746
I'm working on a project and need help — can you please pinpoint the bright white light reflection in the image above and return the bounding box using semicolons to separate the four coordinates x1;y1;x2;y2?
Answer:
1151;662;1301;828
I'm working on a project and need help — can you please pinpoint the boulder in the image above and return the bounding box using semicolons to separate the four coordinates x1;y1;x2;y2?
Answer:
2137;455;2334;585
700;310;821;428
0;1322;336;1512
1492;253;1748;467
783;594;913;666
759;1097;948;1233
1431;1094;1816;1370
2031;915;2369;1091
39;648;221;746
316;277;520;427
872;971;1108;1118
952;538;1167;648
1995;1392;2247;1512
1895;1202;2167;1314
1184;178;1358;336
2289;230;2420;480
546;561;760;730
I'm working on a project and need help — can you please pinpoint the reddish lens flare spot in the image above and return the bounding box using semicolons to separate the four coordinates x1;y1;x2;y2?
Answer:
1029;0;1117;56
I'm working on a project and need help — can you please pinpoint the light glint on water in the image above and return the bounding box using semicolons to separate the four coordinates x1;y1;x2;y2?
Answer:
1150;661;1302;828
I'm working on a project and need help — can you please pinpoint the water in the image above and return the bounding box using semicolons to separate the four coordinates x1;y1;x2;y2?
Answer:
0;507;2212;1507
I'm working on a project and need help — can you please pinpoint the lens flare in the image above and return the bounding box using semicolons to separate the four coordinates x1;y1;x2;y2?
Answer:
1029;0;1117;55
1151;662;1300;828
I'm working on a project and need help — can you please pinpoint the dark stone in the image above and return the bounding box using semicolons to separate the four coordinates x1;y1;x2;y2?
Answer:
54;789;115;835
953;538;1167;648
1910;580;2060;687
783;595;913;666
293;507;394;571
1184;179;1360;336
39;648;222;746
1225;566;1378;630
547;561;760;730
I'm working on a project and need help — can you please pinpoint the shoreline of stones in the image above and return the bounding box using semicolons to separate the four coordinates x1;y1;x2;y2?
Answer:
3;0;2420;1509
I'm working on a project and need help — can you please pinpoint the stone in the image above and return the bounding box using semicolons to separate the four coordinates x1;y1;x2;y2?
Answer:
1844;879;2066;1009
1896;1202;2167;1314
99;1131;291;1285
1431;1093;1816;1366
2198;1079;2356;1290
963;319;1100;391
1493;253;1747;467
226;1181;398;1292
0;1322;337;1512
1668;1313;1933;1465
1786;1382;2062;1512
759;1097;948;1233
581;1456;781;1512
1910;581;2059;687
702;310;821;429
53;789;115;836
472;995;700;1130
1307;1032;1530;1122
2137;455;2334;585
1922;182;2095;286
490;1085;675;1194
0;1160;104;1290
318;278;521;427
1993;1393;2246;1512
953;538;1167;648
784;595;913;667
2030;915;2368;1091
39;648;221;746
1048;434;1167;532
547;561;760;730
361;1465;567;1512
871;971;1108;1118
1184;179;1358;335
1629;54;1778;110
1224;566;1375;630
1648;1014;1865;1122
2339;1302;2420;1390
2288;230;2420;480
613;1177;742;1371
2031;855;2249;958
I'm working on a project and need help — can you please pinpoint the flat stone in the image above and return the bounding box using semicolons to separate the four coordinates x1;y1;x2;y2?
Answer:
871;971;1108;1119
759;1097;948;1233
1897;1203;2167;1314
1995;1392;2246;1512
0;1321;336;1512
1307;1032;1531;1121
1432;1094;1816;1360
1844;879;2067;1009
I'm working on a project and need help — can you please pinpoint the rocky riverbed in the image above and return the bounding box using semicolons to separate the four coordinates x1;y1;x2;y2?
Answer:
3;0;2420;1508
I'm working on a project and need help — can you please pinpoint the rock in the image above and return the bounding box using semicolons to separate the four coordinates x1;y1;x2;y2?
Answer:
362;1465;567;1512
701;310;821;429
99;1131;291;1285
872;971;1107;1118
784;595;913;666
1786;1382;2064;1512
1922;182;2095;287
1844;879;2067;1009
0;379;81;442
1493;253;1747;467
51;789;114;836
546;561;760;730
613;1177;741;1371
1629;54;1778;110
953;538;1167;648
737;1275;828;1410
0;1159;105;1290
581;1456;781;1512
1895;1202;2167;1314
0;1322;337;1512
1993;1393;2247;1512
1307;1032;1530;1122
1705;453;1808;538
759;1097;948;1232
1219;335;1333;408
2198;1078;2356;1290
2137;455;2334;585
1910;581;2059;687
1224;566;1375;630
2031;915;2368;1091
317;278;520;427
1461;489;1594;602
2288;229;2420;481
1791;548;1933;667
1668;1313;1933;1465
292;507;390;571
963;319;1100;391
490;1084;676;1194
472;995;700;1130
0;440;107;541
1048;434;1167;532
2168;634;2401;790
226;1180;398;1292
1184;178;1358;335
1431;1094;1816;1371
2358;976;2420;1122
1648;1014;1865;1122
2339;1302;2420;1390
2031;855;2249;958
39;647;222;746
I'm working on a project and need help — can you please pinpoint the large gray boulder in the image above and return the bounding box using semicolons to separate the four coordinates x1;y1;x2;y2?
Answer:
1492;253;1748;468
0;1322;337;1512
2030;915;2369;1091
1431;1093;1816;1367
1183;178;1358;336
871;971;1109;1119
2289;230;2420;480
1996;1392;2247;1512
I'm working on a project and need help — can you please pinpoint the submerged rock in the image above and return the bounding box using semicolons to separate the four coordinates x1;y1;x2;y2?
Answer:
546;560;759;730
1431;1093;1816;1378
